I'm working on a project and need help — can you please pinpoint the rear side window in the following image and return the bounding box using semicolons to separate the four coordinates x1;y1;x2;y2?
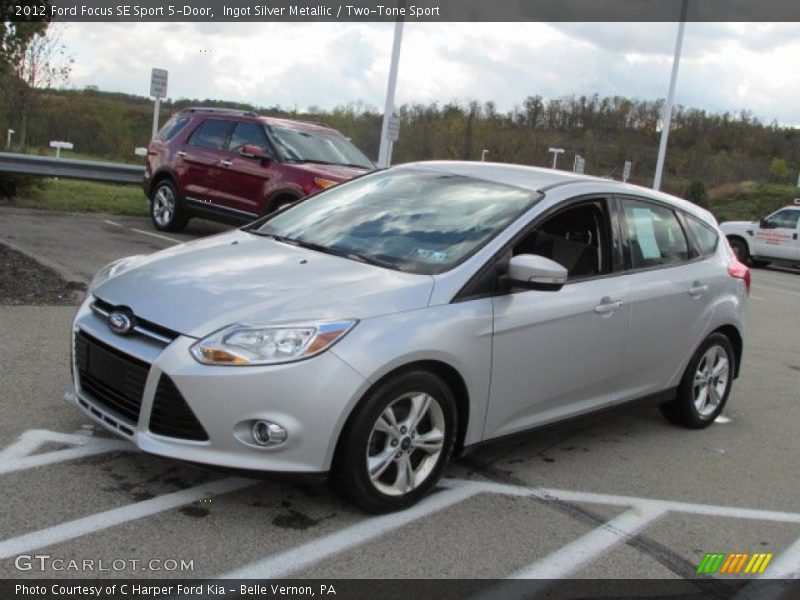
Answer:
188;119;234;150
156;116;189;141
621;199;689;269
228;122;270;154
685;214;719;257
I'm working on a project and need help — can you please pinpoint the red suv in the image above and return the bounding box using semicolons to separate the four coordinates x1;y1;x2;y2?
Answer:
143;107;374;231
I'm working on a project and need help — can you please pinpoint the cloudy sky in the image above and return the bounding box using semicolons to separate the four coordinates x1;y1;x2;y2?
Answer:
60;22;800;125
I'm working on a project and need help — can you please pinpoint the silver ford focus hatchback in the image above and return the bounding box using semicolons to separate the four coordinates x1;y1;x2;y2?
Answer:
67;162;749;512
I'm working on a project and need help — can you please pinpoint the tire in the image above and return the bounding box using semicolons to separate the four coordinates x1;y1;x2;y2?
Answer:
270;196;298;214
332;370;457;513
660;333;735;429
150;179;189;232
728;237;749;264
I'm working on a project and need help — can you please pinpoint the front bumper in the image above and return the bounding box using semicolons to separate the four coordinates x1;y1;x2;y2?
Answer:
68;297;368;473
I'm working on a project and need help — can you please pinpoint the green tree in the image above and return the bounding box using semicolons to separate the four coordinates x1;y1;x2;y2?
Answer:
1;1;50;73
768;157;791;183
684;180;709;208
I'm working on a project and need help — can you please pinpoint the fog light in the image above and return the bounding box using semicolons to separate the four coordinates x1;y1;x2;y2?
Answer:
251;420;288;447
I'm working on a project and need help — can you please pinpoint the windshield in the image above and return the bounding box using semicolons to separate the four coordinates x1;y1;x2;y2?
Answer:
269;125;373;169
253;169;540;275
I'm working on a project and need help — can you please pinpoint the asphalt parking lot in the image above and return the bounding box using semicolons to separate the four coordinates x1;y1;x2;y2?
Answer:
1;207;799;592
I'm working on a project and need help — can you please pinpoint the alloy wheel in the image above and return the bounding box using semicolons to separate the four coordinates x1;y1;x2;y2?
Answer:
692;344;730;417
366;392;446;497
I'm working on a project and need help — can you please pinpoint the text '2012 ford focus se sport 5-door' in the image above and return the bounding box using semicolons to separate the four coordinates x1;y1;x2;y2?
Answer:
67;161;748;512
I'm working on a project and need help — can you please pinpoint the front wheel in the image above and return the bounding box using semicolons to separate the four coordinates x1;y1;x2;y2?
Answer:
150;180;188;232
660;333;735;429
333;371;457;513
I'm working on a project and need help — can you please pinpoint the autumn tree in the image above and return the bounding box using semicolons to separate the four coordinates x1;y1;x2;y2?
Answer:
1;13;72;147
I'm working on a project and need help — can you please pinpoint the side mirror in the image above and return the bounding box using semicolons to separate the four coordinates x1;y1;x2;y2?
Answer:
759;218;771;229
240;145;270;160
504;254;568;291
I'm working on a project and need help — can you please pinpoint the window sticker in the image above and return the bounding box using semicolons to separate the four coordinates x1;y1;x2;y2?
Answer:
630;208;661;259
414;248;448;263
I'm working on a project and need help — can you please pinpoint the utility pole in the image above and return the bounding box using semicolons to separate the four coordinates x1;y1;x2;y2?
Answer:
653;0;689;191
378;16;405;168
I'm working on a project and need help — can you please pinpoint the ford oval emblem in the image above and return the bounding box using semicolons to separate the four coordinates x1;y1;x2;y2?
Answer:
108;310;135;335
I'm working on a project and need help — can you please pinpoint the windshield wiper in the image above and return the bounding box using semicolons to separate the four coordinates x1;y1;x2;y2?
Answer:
343;252;402;271
255;232;400;270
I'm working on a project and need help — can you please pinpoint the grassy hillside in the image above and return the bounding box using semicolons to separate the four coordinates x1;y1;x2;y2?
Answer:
708;182;799;223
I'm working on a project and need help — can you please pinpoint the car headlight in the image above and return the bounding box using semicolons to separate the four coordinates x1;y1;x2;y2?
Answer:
89;255;145;292
190;320;358;366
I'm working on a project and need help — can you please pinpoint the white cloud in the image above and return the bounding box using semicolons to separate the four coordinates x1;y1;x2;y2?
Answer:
59;22;800;125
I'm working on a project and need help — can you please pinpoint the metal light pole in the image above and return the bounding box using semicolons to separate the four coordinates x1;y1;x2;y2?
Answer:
653;0;689;191
548;147;565;169
378;17;405;168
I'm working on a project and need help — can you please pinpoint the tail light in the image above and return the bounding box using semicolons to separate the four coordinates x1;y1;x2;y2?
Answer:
727;260;751;296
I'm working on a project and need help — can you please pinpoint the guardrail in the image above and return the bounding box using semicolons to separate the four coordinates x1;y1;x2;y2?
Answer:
0;152;144;185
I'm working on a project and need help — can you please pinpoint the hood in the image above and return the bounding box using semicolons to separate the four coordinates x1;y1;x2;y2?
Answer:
94;230;433;338
721;220;755;227
287;162;370;181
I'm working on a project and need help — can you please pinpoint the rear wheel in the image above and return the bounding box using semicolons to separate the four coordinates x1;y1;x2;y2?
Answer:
150;179;188;232
333;371;457;513
660;333;734;429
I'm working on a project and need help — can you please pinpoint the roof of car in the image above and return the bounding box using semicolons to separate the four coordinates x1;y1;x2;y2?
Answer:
179;107;338;134
400;160;595;192
398;160;718;225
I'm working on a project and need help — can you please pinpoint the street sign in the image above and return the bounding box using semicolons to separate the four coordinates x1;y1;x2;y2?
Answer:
386;114;400;142
573;155;586;174
623;160;632;183
150;68;168;99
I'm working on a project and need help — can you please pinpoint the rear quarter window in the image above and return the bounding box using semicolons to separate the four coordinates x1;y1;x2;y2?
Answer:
685;214;719;257
156;116;189;141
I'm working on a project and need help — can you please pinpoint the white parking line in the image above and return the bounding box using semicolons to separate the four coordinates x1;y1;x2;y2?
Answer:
221;480;477;579
130;228;181;244
102;219;180;244
221;479;800;579
0;477;255;559
508;507;667;579
0;429;132;476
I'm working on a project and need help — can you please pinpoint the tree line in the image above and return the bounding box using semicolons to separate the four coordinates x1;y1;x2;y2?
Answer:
7;88;799;196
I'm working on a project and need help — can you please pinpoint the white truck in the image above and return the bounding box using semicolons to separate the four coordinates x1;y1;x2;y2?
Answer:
720;200;800;269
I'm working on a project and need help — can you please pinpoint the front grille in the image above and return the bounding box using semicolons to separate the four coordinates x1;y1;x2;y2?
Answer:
75;332;150;424
149;375;209;441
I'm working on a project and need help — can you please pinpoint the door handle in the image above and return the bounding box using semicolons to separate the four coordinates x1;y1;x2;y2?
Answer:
688;282;709;298
219;160;232;167
594;298;623;315
176;151;187;157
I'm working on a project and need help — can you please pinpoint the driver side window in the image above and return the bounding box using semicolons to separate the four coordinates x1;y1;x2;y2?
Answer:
228;122;270;155
765;209;800;230
512;199;612;280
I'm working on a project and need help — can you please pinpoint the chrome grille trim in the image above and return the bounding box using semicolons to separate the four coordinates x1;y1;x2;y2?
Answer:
90;300;178;345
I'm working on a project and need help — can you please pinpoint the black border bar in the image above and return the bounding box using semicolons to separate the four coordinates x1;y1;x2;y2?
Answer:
9;0;800;23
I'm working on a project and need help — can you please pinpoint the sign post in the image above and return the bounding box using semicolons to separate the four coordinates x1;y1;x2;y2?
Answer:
548;147;565;169
150;68;168;139
49;140;74;158
623;160;632;182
